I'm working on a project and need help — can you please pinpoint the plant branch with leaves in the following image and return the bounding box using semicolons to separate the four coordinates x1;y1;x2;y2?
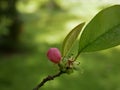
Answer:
33;5;120;90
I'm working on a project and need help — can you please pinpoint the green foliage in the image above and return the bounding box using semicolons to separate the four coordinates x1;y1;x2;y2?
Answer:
62;23;85;57
78;5;120;53
1;1;120;90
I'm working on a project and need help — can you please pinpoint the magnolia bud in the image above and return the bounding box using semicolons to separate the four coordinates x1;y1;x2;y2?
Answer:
47;48;61;64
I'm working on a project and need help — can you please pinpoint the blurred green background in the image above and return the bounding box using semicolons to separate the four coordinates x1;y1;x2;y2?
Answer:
0;0;120;90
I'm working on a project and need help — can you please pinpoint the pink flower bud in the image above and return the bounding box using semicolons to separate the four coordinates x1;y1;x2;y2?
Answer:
47;48;61;64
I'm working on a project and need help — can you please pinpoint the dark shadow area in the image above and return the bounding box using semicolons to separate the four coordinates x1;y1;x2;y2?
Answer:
0;0;23;54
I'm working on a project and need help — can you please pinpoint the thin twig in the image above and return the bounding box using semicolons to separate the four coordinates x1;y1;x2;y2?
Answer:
33;71;65;90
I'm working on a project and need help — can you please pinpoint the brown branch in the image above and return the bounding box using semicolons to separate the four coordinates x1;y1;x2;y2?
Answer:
33;71;65;90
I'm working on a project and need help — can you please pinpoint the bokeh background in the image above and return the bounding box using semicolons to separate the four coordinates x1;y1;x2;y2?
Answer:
0;0;120;90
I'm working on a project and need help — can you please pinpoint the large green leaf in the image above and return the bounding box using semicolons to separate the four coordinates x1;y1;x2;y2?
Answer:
79;5;120;53
62;22;85;56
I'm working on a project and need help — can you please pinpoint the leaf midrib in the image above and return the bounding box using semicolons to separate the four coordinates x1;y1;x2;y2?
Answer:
79;23;120;53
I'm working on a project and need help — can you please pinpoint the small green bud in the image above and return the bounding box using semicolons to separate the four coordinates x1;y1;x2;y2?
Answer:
66;68;74;74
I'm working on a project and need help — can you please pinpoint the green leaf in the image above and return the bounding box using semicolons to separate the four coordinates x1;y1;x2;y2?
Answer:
79;5;120;53
62;22;85;56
